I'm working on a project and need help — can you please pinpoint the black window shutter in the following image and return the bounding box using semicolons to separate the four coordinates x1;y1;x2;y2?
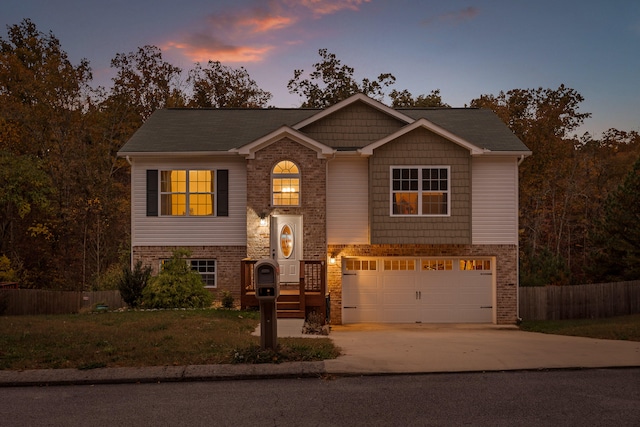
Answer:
217;169;229;217
146;170;158;216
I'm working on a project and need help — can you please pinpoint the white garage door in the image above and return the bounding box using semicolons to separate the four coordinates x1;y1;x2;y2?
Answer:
342;257;494;324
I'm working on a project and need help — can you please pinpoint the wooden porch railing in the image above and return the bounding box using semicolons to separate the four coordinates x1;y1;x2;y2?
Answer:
241;259;327;320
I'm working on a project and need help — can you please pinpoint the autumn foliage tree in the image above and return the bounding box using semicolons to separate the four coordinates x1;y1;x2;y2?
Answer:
187;61;272;108
287;48;396;108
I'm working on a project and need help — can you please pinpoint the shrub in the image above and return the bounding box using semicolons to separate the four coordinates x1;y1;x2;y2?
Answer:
220;290;234;309
142;249;213;309
119;261;151;308
96;263;125;291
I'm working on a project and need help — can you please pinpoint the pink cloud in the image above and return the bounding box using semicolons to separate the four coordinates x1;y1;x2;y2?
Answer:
288;0;372;17
165;32;273;63
238;15;294;33
164;0;371;63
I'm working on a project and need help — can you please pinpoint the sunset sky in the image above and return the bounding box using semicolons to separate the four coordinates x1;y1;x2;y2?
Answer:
1;0;638;137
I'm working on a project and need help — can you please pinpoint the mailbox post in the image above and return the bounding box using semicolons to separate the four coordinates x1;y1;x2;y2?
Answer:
254;259;279;350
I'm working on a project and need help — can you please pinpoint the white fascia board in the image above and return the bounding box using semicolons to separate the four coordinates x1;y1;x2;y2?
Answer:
359;118;484;156
234;125;335;159
292;93;414;130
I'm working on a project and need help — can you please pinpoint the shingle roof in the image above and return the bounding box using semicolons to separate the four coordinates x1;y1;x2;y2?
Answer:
119;108;319;153
118;103;529;154
398;108;530;152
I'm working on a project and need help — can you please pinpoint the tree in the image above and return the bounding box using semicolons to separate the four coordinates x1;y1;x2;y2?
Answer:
109;45;183;123
187;61;272;108
288;48;396;108
0;19;93;157
390;89;450;108
590;155;640;281
0;152;52;256
0;20;98;288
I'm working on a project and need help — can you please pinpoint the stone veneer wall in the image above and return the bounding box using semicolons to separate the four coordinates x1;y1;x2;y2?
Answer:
245;137;327;261
132;245;247;306
327;244;518;325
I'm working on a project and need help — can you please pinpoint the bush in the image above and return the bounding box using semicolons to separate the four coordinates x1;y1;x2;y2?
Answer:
142;249;213;309
220;290;234;309
119;261;151;308
96;263;125;291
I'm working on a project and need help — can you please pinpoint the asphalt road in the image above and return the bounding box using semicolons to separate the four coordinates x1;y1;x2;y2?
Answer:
2;369;639;426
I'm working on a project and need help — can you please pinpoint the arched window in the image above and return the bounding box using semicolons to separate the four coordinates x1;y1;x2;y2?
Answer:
272;160;300;206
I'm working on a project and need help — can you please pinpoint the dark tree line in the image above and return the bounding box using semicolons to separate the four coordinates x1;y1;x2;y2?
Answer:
1;20;638;290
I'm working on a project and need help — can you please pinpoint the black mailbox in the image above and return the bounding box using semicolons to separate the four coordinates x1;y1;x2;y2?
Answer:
254;259;279;301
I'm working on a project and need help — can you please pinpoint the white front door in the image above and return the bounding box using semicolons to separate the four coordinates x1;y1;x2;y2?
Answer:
271;215;303;283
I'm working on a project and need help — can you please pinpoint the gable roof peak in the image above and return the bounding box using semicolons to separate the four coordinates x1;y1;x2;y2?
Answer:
233;125;334;159
292;93;414;130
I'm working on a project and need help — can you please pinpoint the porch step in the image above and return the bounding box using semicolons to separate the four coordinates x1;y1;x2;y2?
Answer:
277;309;305;319
277;301;301;309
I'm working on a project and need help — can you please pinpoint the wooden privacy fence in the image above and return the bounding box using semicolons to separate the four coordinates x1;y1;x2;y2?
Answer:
0;290;126;316
519;280;640;321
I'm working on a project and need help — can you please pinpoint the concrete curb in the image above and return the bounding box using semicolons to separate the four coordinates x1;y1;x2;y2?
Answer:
0;361;328;387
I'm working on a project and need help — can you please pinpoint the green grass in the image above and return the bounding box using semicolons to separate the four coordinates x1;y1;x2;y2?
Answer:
0;309;339;370
519;314;640;342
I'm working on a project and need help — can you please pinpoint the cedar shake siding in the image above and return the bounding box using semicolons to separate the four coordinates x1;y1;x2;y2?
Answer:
300;101;406;149
370;127;471;244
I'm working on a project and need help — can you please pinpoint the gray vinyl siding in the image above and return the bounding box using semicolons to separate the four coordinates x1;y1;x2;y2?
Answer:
472;157;519;244
131;157;247;246
327;157;369;244
370;127;471;244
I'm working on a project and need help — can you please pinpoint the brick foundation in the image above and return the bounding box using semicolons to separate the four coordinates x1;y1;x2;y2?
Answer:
132;245;247;306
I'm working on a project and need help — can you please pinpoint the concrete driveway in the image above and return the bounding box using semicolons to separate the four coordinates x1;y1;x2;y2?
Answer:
323;323;640;374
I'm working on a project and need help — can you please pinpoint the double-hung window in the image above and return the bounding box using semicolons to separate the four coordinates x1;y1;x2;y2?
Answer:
190;260;216;287
391;166;450;216
160;170;215;216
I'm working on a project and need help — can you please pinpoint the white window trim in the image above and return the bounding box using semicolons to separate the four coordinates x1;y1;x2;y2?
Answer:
190;259;217;288
159;169;216;217
389;166;451;217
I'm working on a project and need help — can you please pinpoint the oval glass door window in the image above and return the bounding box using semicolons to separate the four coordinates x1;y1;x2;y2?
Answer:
280;224;294;258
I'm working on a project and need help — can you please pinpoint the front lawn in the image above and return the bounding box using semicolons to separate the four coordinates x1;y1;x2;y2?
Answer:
0;309;339;370
519;314;640;342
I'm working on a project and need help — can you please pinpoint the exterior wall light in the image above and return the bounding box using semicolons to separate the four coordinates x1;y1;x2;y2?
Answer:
329;254;336;265
259;213;268;227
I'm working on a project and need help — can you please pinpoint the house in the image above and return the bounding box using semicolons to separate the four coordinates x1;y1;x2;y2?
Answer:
117;93;531;325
